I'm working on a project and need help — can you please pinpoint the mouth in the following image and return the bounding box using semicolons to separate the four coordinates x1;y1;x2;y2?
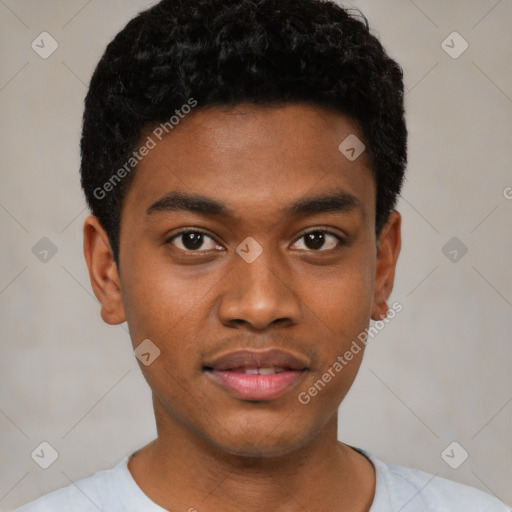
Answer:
203;349;309;401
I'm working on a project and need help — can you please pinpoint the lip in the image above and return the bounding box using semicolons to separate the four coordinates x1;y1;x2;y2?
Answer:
203;348;309;372
203;348;309;401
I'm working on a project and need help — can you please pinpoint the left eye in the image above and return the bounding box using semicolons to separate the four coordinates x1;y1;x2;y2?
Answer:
166;231;223;251
291;230;344;251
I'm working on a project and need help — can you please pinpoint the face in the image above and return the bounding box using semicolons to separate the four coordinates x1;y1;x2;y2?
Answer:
83;103;401;458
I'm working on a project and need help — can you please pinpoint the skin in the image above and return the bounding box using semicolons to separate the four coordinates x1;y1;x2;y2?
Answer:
83;103;401;512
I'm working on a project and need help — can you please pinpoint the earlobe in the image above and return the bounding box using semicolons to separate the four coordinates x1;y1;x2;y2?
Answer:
83;215;126;325
370;210;401;321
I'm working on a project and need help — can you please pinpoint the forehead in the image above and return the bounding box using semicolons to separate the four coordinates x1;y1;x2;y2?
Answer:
121;103;375;226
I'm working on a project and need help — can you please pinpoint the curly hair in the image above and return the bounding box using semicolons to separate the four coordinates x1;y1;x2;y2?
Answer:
80;0;407;268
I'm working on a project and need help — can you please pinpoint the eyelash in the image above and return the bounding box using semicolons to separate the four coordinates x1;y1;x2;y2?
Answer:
165;228;346;253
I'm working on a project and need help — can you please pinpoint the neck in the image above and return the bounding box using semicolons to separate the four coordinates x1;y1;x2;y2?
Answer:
128;399;375;512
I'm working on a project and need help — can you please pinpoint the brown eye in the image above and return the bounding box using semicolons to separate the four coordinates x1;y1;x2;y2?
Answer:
291;230;345;251
166;231;223;252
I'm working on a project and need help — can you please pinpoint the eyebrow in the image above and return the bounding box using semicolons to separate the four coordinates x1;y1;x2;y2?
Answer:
145;189;362;218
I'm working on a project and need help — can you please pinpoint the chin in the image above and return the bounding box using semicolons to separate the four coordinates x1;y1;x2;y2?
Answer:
203;416;316;459
215;436;304;459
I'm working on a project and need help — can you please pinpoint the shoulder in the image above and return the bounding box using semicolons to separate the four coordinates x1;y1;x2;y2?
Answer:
361;450;511;512
10;458;128;512
386;462;508;511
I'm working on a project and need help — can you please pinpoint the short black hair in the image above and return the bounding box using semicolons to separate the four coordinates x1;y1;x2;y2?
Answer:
80;0;407;268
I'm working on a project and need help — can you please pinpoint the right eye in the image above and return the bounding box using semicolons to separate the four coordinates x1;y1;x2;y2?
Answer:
165;230;224;252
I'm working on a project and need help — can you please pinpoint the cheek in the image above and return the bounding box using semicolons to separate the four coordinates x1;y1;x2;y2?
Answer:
120;255;224;352
120;264;184;344
121;266;207;404
296;254;375;341
296;343;364;431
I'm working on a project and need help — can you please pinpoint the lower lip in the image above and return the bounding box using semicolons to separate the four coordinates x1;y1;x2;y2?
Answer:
205;369;305;401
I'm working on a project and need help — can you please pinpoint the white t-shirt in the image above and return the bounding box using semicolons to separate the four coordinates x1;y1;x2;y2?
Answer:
11;449;511;512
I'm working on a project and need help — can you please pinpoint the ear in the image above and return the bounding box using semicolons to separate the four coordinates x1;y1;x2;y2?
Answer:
83;215;126;325
370;210;402;321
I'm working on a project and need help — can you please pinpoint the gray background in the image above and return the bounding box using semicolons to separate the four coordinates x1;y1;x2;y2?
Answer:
1;0;511;509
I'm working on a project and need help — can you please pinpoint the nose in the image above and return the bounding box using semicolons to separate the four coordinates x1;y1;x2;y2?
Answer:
217;247;302;331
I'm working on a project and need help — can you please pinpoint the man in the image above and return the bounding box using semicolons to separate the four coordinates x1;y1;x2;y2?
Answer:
13;0;510;510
